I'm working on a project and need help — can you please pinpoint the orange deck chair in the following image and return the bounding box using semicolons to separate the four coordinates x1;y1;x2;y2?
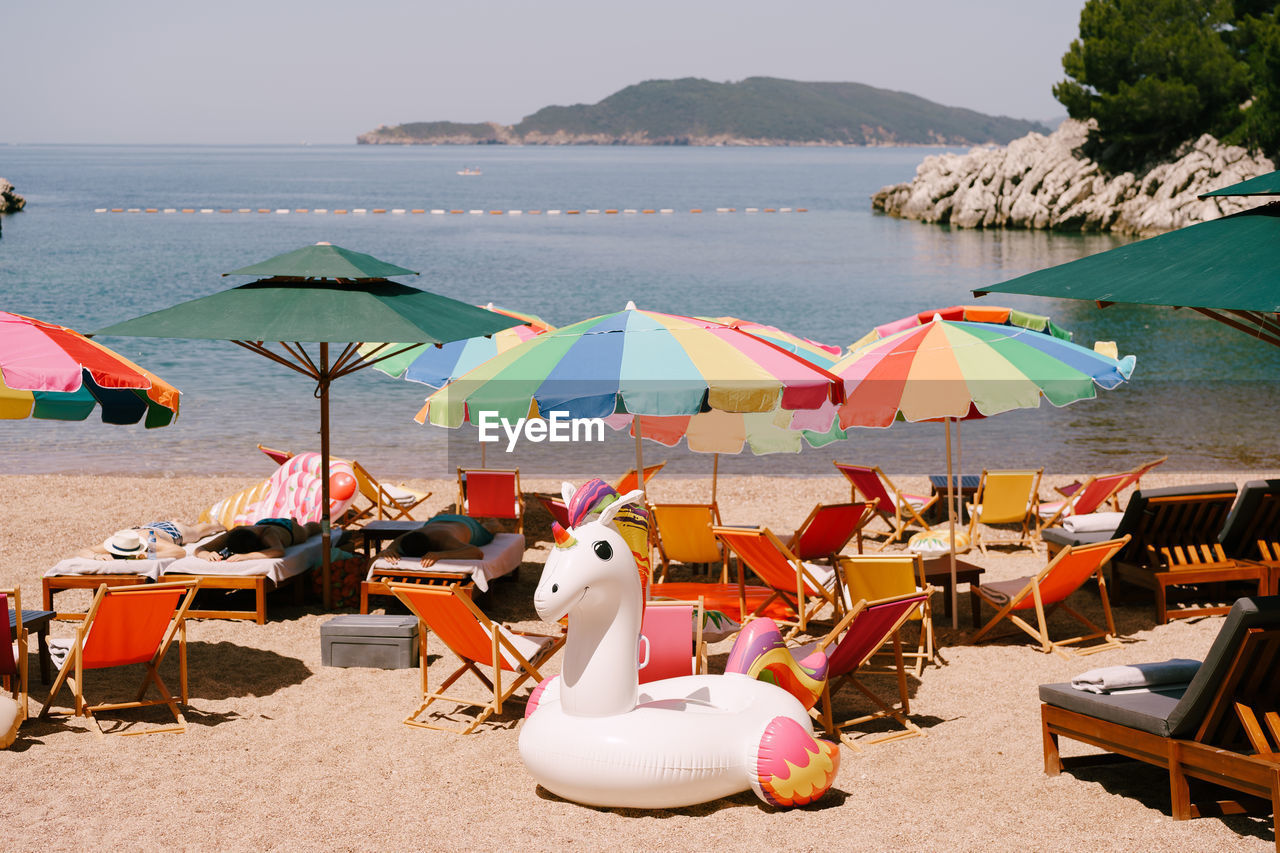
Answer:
40;580;198;736
614;462;666;495
457;467;525;534
967;468;1043;553
805;589;934;751
713;525;844;638
651;502;728;582
1037;469;1131;532
833;463;938;548
970;537;1129;658
1;588;27;740
784;501;878;563
638;599;706;684
389;581;563;734
839;553;935;676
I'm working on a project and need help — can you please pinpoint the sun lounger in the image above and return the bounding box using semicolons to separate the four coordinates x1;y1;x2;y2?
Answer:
360;532;525;613
1218;479;1280;597
42;534;220;618
1040;596;1280;843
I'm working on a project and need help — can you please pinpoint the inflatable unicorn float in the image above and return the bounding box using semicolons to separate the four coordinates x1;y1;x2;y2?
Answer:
519;479;839;809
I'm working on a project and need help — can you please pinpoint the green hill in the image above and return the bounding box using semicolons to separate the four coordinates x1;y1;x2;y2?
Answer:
358;77;1047;146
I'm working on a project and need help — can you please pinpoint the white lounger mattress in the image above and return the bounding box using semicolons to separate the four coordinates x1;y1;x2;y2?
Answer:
45;534;221;582
163;533;330;585
367;532;525;593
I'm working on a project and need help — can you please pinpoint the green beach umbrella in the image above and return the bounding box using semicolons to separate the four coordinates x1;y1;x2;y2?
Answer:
975;172;1280;347
95;242;521;607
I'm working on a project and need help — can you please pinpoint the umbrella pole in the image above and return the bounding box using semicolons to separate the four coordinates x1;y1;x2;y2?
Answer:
945;417;957;630
634;420;646;503
711;453;719;504
320;343;333;611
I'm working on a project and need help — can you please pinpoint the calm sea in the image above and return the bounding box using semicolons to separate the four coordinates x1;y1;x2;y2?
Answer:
1;144;1277;480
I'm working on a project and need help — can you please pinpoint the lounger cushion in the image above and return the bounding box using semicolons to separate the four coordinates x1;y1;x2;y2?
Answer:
1062;512;1125;534
367;532;525;593
1041;528;1113;550
1038;681;1185;736
164;533;332;584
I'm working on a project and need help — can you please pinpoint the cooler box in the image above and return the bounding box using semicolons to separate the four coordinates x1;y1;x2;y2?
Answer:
321;614;419;669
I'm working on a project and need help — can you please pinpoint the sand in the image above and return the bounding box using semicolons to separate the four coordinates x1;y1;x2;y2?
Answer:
0;469;1275;851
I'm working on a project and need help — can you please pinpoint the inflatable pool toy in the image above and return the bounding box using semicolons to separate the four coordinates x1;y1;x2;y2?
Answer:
519;479;839;809
201;452;357;529
907;528;970;556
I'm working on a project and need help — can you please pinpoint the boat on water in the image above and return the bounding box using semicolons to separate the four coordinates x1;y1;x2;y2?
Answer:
457;167;482;176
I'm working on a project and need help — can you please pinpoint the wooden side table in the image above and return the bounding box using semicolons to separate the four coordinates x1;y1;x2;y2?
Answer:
13;609;55;684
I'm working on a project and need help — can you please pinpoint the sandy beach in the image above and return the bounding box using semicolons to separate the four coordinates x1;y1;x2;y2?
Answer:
1;468;1275;851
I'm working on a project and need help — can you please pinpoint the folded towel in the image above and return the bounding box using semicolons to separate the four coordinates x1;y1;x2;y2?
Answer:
1062;511;1125;534
1070;658;1201;694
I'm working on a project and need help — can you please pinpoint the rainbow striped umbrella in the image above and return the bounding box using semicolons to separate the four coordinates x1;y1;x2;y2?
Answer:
847;304;1071;353
699;316;843;368
0;311;180;427
365;303;554;388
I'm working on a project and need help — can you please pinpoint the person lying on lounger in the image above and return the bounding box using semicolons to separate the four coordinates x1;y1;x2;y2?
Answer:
193;518;322;562
78;520;227;561
375;514;497;567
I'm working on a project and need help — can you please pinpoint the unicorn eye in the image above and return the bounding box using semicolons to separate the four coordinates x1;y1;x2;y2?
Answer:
593;541;613;560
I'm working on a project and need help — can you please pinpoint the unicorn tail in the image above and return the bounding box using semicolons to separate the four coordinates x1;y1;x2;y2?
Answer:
725;618;828;711
748;716;840;807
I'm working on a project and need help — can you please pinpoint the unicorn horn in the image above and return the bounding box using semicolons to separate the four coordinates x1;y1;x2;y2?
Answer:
552;522;576;549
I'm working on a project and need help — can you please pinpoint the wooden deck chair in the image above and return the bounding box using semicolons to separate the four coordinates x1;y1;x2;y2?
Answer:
970;537;1128;659
966;468;1043;553
784;501;878;564
1037;470;1131;532
615;462;666;496
40;580;198;736
1;588;27;743
256;443;293;465
839;554;935;676
1040;596;1280;843
651;503;727;583
345;460;431;523
638;599;706;684
1056;456;1167;509
1218;480;1280;598
537;494;570;529
388;581;563;735
807;589;934;751
833;462;937;548
713;525;843;638
457;467;524;534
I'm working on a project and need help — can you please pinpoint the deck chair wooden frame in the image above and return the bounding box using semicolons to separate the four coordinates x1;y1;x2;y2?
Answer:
255;443;293;465
40;580;198;736
833;462;937;549
811;589;935;752
638;598;706;683
712;525;842;639
1041;601;1280;844
345;460;431;523
970;537;1129;659
615;462;666;496
1112;490;1269;624
388;581;563;735
651;502;728;583
838;553;935;676
1038;470;1132;532
967;468;1043;554
457;467;524;534
1;588;28;738
785;500;878;563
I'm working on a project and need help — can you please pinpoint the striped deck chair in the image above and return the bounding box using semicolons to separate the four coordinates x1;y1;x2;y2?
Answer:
389;581;563;734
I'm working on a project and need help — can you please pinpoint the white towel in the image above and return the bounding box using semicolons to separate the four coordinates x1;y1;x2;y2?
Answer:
1070;658;1200;694
1062;511;1125;534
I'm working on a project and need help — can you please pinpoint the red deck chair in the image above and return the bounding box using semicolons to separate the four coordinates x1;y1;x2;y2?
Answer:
970;537;1129;658
457;467;525;533
713;526;843;638
807;590;933;750
615;462;666;495
256;443;293;465
638;599;706;684
536;494;570;529
40;580;198;736
1055;456;1167;509
783;501;878;563
1037;470;1131;532
1;589;27;743
833;463;937;548
389;581;563;734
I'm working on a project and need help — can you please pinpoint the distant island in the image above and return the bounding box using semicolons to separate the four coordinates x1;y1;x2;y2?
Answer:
357;77;1047;147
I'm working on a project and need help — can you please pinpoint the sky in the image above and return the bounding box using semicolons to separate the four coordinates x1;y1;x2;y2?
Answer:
3;0;1087;145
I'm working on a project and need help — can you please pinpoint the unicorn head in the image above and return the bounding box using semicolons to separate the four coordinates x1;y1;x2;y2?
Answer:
535;478;649;717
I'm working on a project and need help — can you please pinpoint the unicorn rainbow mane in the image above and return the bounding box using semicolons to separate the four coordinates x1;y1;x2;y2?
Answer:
565;478;651;592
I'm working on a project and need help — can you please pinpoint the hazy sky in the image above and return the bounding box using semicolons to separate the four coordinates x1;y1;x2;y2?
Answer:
5;1;1086;145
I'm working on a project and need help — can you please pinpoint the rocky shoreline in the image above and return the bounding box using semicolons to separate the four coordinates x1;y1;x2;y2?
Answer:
0;177;25;214
872;120;1275;235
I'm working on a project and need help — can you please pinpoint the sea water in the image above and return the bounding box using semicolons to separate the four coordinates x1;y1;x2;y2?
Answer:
1;144;1277;478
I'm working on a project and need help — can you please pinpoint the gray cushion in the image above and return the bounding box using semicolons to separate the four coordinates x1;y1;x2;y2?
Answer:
1039;596;1280;738
1042;527;1113;549
1218;479;1280;558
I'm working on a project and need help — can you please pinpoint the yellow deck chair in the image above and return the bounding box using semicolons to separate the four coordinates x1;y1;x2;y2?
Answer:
967;468;1043;553
838;554;935;676
651;503;727;582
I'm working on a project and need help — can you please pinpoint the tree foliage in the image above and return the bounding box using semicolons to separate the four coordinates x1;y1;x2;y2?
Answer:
1054;0;1279;169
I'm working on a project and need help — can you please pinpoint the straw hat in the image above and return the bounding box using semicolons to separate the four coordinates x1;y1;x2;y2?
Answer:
103;529;146;558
